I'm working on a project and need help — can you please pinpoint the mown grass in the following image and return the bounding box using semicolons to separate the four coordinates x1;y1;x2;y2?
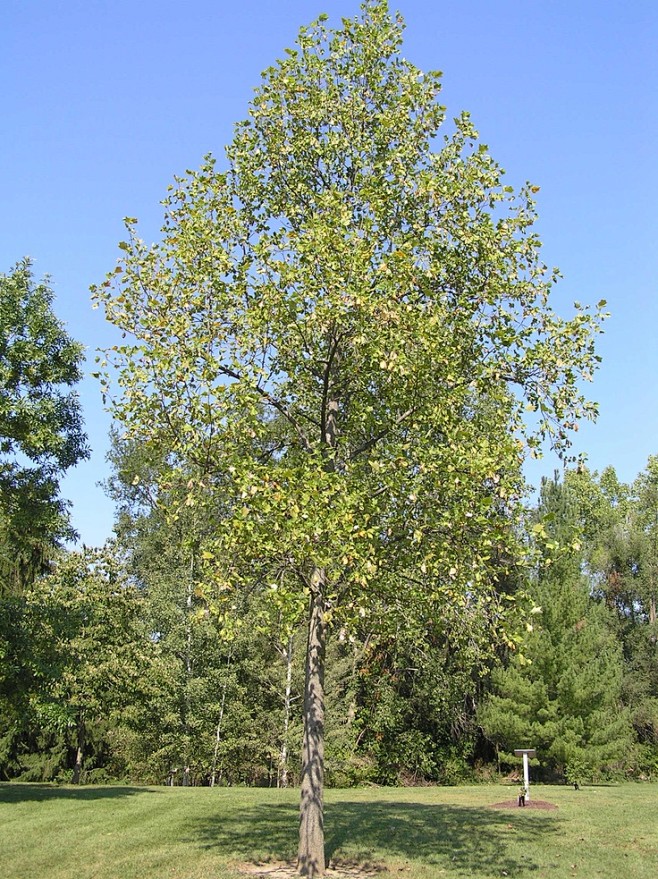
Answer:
1;782;656;878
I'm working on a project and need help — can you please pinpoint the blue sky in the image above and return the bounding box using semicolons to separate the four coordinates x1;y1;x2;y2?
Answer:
2;0;656;546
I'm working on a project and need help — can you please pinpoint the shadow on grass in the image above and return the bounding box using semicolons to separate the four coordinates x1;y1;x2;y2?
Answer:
189;799;561;876
0;782;158;803
579;783;619;788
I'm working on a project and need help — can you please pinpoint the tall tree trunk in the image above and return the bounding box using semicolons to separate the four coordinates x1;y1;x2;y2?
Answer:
650;525;657;628
210;647;233;788
279;632;294;789
183;546;195;776
71;719;86;784
298;574;326;877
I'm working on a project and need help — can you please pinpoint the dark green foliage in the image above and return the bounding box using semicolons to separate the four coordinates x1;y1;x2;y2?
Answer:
0;548;153;783
480;475;633;782
0;260;88;596
352;613;493;786
104;435;307;786
0;262;89;775
567;462;658;775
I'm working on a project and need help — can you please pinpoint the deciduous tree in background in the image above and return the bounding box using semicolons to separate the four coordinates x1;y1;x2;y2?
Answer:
95;2;605;873
26;547;151;784
0;260;88;595
105;434;295;787
1;260;88;765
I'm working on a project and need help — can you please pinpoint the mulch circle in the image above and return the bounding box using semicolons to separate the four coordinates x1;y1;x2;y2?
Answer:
489;799;558;810
237;859;386;878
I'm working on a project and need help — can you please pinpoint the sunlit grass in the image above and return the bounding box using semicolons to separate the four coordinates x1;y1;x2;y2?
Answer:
1;782;656;878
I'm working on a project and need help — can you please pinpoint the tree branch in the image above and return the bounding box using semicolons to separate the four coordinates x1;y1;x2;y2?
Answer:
348;406;417;461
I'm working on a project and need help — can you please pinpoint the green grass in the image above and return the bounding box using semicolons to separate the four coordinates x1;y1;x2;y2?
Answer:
1;782;656;878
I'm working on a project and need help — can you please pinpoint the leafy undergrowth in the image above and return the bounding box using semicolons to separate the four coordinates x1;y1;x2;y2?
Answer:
1;783;656;879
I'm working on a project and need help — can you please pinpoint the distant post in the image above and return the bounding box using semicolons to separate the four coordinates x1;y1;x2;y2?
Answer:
514;748;536;804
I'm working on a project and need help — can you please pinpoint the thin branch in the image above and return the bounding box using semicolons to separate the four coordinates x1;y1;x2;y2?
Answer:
348;406;417;461
218;362;314;453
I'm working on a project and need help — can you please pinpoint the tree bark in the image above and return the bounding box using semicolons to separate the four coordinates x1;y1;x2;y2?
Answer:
279;632;294;788
71;719;85;784
298;574;327;877
210;646;233;787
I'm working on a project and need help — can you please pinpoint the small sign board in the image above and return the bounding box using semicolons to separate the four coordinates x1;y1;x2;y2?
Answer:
514;749;536;757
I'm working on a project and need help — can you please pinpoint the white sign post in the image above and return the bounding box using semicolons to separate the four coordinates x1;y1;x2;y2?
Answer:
514;748;536;804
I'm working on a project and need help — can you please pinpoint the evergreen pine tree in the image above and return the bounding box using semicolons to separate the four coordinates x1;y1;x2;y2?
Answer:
480;475;632;783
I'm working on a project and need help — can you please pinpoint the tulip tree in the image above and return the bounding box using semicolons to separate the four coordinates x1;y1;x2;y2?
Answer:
94;2;605;874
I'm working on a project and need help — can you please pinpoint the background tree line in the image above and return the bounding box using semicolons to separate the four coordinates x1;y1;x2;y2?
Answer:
1;2;655;807
2;393;657;786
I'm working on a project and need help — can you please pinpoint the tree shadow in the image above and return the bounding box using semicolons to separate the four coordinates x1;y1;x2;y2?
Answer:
579;783;619;788
188;798;561;876
0;782;158;803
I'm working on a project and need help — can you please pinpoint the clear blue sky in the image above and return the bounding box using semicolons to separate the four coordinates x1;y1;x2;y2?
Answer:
2;0;656;546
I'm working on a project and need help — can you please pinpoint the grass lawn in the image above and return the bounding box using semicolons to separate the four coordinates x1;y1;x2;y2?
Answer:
1;782;656;878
